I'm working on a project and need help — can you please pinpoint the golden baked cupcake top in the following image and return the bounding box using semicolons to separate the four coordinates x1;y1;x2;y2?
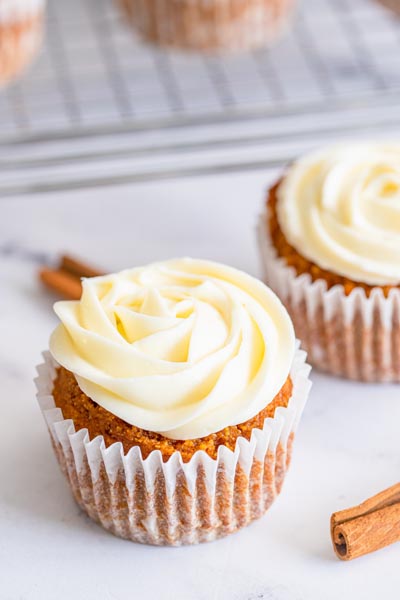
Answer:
276;143;400;286
49;258;295;441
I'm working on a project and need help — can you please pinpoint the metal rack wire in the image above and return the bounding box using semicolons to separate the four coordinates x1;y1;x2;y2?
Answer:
2;0;400;194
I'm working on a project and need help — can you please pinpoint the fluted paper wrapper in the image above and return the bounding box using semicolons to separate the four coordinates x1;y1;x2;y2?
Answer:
116;0;294;52
0;0;45;85
258;213;400;382
36;347;311;546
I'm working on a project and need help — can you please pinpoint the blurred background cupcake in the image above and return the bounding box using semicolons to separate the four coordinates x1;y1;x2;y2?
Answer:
0;0;45;86
116;0;294;52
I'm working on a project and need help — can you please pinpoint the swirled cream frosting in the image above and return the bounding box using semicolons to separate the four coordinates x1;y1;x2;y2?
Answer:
277;143;400;286
50;258;295;440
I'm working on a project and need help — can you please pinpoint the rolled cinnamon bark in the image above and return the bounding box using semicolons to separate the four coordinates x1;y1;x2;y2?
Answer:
39;267;83;300
331;483;400;560
39;255;103;299
60;254;102;279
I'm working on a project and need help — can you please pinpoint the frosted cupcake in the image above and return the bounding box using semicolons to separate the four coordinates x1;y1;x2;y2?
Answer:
36;258;311;545
258;142;400;382
116;0;294;52
0;0;45;85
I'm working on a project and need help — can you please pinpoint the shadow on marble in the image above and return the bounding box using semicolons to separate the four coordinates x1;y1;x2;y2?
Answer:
0;426;111;541
21;281;59;317
273;503;336;562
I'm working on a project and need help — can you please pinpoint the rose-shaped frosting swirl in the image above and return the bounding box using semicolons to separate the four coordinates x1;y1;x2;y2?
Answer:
277;143;400;286
50;258;295;440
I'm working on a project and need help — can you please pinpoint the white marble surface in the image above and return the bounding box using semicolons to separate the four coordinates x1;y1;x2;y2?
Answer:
1;170;400;600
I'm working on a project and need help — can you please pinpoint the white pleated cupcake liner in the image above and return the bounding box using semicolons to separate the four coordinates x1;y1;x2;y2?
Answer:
258;211;400;382
35;346;311;546
116;0;294;52
0;0;45;85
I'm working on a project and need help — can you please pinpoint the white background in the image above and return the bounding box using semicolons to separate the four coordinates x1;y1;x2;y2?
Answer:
1;170;400;600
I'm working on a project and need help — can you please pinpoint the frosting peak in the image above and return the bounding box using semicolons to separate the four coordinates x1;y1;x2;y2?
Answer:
49;258;295;440
277;143;400;286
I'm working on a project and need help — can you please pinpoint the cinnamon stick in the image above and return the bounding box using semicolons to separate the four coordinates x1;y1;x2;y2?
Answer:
39;267;83;300
39;254;104;299
331;482;400;560
60;254;103;278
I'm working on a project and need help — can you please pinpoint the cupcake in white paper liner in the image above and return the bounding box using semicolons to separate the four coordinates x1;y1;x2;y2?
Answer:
258;143;400;382
116;0;295;52
0;0;45;85
36;346;311;546
36;258;311;545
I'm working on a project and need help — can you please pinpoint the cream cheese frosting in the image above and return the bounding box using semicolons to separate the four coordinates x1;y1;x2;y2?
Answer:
277;143;400;286
49;258;295;440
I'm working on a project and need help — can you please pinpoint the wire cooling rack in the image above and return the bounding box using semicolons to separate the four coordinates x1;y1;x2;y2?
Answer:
2;0;400;194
